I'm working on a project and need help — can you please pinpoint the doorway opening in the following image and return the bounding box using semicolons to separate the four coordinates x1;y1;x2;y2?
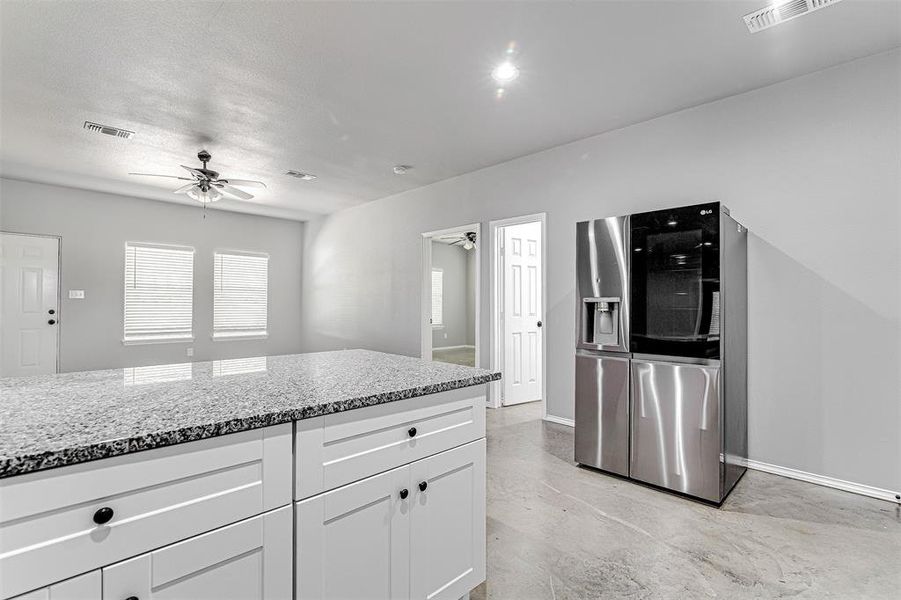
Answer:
1;231;61;377
489;214;546;411
421;224;480;368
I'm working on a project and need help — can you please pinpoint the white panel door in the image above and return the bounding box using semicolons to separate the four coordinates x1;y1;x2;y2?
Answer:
502;221;542;405
11;570;100;600
410;439;486;600
296;465;411;600
0;233;59;377
102;506;292;600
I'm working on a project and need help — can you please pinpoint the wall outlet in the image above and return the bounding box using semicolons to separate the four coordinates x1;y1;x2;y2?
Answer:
186;348;194;357
68;290;85;299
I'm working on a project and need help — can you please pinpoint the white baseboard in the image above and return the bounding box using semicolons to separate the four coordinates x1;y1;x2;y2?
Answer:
745;459;900;504
543;414;575;427
433;344;476;351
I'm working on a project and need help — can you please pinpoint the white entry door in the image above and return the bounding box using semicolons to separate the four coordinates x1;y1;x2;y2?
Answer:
502;221;542;405
0;233;59;377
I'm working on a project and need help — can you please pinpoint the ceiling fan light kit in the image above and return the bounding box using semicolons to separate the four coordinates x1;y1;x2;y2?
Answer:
129;150;267;204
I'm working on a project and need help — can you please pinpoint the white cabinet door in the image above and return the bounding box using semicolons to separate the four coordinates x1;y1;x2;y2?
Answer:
296;464;411;600
410;439;486;600
10;570;100;600
102;506;291;600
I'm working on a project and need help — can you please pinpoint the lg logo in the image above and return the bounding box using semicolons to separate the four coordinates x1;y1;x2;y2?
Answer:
700;209;712;215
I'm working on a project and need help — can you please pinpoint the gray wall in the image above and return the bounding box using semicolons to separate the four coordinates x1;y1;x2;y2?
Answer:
466;249;476;346
431;242;470;348
301;50;901;493
0;178;304;372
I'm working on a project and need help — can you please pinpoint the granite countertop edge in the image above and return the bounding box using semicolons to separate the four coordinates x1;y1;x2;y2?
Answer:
0;372;501;480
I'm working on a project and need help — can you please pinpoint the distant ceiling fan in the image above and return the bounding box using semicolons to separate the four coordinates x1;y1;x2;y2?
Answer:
438;231;477;250
129;150;266;203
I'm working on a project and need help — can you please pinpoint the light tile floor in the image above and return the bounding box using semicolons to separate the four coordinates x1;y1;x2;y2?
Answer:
472;402;901;599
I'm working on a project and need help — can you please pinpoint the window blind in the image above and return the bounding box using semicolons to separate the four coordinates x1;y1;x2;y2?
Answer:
213;251;269;338
431;268;443;326
124;243;194;343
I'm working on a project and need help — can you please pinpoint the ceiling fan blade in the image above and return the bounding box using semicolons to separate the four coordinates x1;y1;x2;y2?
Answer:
215;183;254;201
128;173;193;180
218;179;266;189
173;182;197;194
180;165;206;179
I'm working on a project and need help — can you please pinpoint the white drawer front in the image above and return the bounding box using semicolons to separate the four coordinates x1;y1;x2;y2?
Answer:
102;505;292;600
295;386;486;500
0;423;292;599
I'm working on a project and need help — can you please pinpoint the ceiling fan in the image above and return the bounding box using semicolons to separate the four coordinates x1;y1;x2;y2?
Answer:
129;150;266;203
438;231;477;250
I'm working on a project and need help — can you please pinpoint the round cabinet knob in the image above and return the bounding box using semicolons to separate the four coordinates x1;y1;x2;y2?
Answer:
419;481;428;492
48;319;56;325
48;309;55;315
93;506;114;525
399;488;409;500
125;597;139;600
537;320;543;328
407;427;417;438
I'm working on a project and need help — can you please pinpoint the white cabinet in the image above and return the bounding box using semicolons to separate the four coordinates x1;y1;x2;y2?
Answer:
11;571;100;600
410;439;486;600
296;464;411;600
3;386;488;600
0;423;292;599
103;506;292;600
295;388;485;500
296;439;486;600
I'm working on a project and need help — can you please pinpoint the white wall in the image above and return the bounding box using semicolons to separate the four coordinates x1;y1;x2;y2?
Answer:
0;178;304;372
300;50;901;493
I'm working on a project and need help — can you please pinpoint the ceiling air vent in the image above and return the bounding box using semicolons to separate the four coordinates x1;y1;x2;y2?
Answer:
285;170;317;181
83;121;135;139
743;0;844;33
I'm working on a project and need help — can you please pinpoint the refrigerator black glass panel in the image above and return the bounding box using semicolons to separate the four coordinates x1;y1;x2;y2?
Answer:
630;202;720;359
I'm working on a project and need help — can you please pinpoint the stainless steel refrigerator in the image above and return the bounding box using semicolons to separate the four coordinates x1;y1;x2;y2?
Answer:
574;202;747;504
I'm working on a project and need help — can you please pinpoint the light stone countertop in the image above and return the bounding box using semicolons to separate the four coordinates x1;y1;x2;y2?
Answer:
0;349;500;479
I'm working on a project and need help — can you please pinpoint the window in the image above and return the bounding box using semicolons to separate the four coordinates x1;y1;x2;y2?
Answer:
213;251;269;339
431;268;443;327
124;242;194;343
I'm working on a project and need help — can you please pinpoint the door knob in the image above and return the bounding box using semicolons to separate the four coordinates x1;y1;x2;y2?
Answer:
93;506;114;525
399;488;409;500
537;320;543;328
48;319;56;325
419;481;428;492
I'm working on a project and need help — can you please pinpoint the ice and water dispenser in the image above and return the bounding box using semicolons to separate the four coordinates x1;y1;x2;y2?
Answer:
580;296;621;347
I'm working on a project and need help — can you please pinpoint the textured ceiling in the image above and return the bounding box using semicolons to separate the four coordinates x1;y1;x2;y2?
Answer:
1;1;898;221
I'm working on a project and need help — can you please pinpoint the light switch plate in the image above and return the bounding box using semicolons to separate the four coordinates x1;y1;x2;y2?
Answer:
68;290;85;299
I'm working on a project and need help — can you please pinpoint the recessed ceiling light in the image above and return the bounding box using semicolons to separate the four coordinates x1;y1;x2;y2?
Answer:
491;61;519;84
83;121;134;140
393;165;412;175
286;170;317;181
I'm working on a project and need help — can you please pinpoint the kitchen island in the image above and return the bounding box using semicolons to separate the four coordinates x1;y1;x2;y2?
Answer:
0;349;500;600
